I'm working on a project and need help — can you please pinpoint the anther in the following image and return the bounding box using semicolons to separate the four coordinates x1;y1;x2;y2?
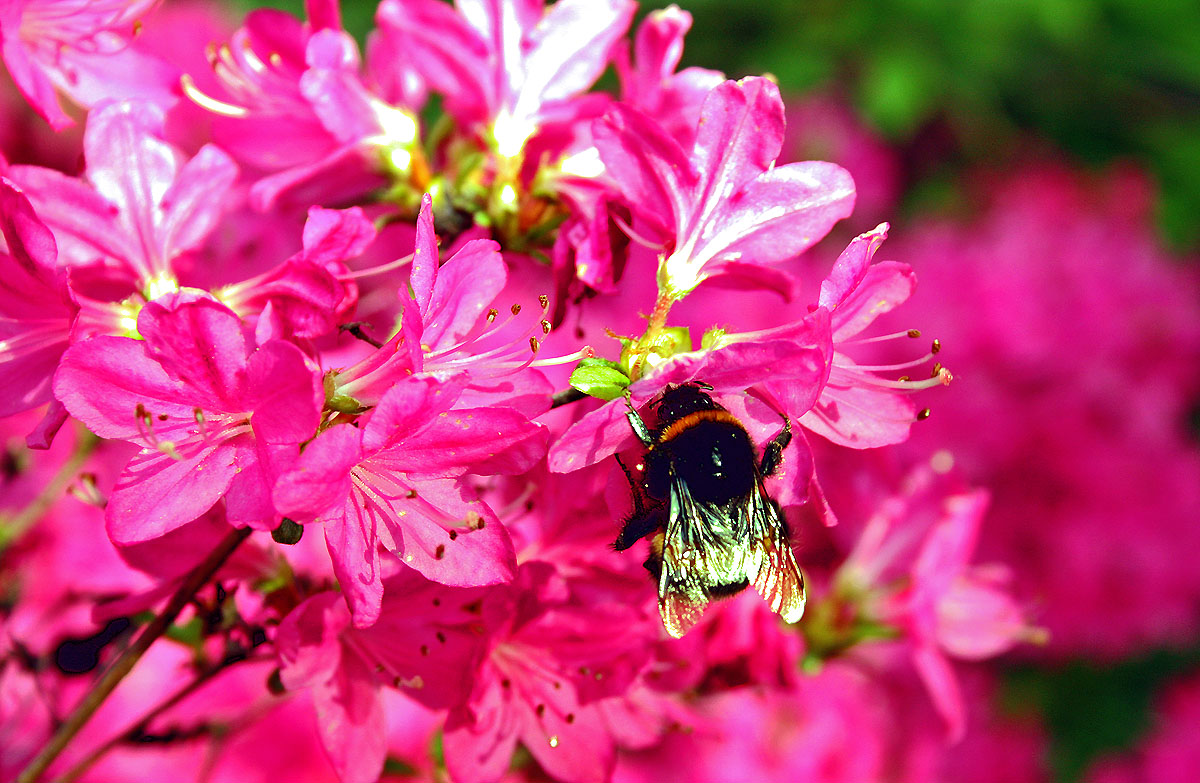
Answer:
541;319;552;335
405;489;418;499
931;338;941;354
930;363;943;378
420;645;429;656
536;704;546;717
435;544;445;560
566;714;575;724
538;294;549;309
530;338;540;354
897;376;910;382
157;413;168;421
917;408;932;421
907;329;921;338
487;308;499;322
448;530;458;540
511;303;522;316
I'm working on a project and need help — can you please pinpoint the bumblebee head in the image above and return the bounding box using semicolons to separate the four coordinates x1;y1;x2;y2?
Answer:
651;381;720;429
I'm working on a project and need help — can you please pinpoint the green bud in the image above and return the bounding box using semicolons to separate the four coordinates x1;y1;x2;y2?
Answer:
271;518;304;546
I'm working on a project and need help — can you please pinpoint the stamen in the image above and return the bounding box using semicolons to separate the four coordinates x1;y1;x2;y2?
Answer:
180;74;249;117
337;252;415;280
538;294;549;309
916;408;931;420
931;338;941;354
611;212;668;252
838;329;925;347
511;304;522;316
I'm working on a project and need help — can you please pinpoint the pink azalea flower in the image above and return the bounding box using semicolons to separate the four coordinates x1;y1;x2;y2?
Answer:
375;0;635;157
330;194;556;415
218;205;368;341
613;5;723;147
0;0;178;129
53;290;323;542
892;161;1200;658
276;571;492;783
594;76;855;298
7;99;237;297
443;561;654;783
836;464;1033;741
273;372;547;628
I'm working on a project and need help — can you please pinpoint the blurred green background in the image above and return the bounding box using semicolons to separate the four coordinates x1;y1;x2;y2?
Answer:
240;1;1200;779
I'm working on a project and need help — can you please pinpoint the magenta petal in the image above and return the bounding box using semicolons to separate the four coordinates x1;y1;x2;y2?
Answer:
912;642;965;742
301;206;377;264
445;696;520;783
546;398;630;473
523;704;615;783
385;481;515;588
157;144;239;257
690;78;786;221
325;503;385;628
593;103;694;237
936;576;1025;660
391;408;547;477
375;0;492;127
137;293;249;410
818;223;889;310
361;375;464;455
830;260;916;342
226;441;297;530
410;194;438;315
700;161;856;266
912;491;988;601
0;178;58;274
1;28;73;129
522;0;635;106
311;646;387;783
422;239;506;351
277;592;348;690
7;164;132;271
247;340;322;445
106;441;240;544
799;382;917;448
53;336;192;440
274;424;363;523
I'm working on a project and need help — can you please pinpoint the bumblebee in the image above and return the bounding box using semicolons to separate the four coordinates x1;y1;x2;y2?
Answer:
615;382;806;638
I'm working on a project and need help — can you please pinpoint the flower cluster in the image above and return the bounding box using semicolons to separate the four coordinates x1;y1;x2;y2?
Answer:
0;2;1043;783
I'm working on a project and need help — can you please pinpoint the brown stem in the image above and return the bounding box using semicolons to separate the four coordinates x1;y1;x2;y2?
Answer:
16;525;253;783
50;645;264;783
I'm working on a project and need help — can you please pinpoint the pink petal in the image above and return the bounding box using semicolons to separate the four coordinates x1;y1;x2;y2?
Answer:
106;441;241;544
818;223;889;311
137;293;250;411
697;160;856;267
800;382;917;448
374;0;492;127
157;144;239;257
912;642;966;742
688;77;786;229
53;336;193;440
246;341;322;445
520;0;635;107
410;193;438;315
912;491;989;606
311;646;387;783
0;23;73;129
0;178;58;274
830;260;916;342
422;239;507;352
361;375;465;455
277;592;349;691
325;504;385;628
445;693;520;783
547;397;631;474
389;407;547;477
936;575;1026;660
593;102;694;238
274;424;364;523
301;206;377;265
382;480;515;588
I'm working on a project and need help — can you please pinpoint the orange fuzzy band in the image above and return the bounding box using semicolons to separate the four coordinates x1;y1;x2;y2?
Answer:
657;409;745;444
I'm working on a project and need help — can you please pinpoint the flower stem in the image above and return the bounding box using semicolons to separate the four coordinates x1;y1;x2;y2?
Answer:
16;525;254;783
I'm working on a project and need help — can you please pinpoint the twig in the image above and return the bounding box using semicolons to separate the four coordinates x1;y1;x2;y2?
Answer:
16;525;253;783
549;387;586;409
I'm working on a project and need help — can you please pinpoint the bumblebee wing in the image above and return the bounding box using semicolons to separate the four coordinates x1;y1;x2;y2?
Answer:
747;480;806;624
657;474;759;638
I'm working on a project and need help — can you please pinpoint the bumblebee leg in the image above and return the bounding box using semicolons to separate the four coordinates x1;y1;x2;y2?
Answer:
623;394;655;446
759;415;792;477
616;509;661;551
642;532;664;580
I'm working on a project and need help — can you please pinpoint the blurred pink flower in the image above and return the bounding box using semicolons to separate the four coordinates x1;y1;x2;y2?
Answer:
891;161;1200;658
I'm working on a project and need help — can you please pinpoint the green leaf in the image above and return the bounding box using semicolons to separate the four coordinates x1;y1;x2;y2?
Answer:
569;357;631;400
